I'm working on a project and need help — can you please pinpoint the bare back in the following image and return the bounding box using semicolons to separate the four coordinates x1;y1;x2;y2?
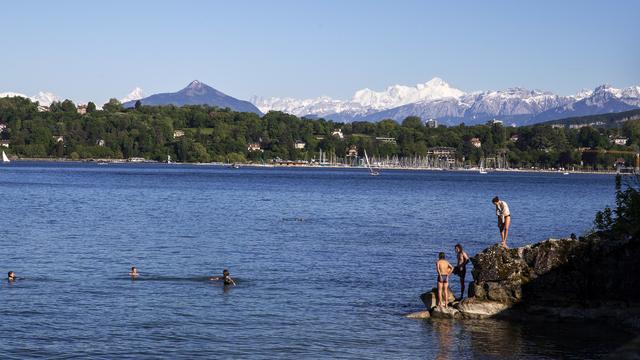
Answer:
437;259;452;275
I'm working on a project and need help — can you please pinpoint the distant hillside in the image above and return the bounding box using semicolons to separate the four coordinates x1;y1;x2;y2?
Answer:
538;109;640;128
124;80;262;115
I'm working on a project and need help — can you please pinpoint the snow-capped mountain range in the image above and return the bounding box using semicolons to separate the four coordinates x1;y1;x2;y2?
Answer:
0;91;59;106
251;78;640;125
2;78;639;126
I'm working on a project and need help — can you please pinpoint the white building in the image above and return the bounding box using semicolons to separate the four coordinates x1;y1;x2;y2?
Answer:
173;130;185;139
426;119;438;128
331;129;344;139
247;143;263;152
294;141;306;150
611;137;628;146
470;137;482;148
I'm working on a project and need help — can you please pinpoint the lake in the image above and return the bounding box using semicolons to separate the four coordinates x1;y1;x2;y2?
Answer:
0;162;633;359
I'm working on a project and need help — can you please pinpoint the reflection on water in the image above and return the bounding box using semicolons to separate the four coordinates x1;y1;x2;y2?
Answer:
424;317;634;360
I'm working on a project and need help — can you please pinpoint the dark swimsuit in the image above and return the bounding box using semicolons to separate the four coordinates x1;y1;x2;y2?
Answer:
437;274;449;283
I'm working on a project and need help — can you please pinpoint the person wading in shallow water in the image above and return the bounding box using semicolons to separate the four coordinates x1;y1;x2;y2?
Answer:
453;244;469;300
492;196;511;248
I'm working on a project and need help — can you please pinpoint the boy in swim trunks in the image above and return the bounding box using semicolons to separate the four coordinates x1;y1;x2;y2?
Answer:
436;252;454;308
492;196;511;248
210;269;236;286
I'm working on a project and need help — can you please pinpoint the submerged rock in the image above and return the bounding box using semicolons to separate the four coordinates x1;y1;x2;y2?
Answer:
404;311;431;319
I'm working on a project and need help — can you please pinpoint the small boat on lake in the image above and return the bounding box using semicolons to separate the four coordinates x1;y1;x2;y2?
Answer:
2;151;10;163
364;150;380;176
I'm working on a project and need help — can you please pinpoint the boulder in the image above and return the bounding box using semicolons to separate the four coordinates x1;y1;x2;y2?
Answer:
455;298;510;319
404;311;431;319
430;306;461;319
420;286;456;309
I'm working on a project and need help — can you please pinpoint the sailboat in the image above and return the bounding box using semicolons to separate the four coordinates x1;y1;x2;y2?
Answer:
167;154;172;164
2;151;10;163
364;150;380;176
479;158;487;174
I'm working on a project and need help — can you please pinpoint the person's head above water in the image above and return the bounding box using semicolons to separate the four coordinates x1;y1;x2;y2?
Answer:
222;269;230;277
8;271;15;280
438;252;445;260
129;266;138;276
492;196;500;204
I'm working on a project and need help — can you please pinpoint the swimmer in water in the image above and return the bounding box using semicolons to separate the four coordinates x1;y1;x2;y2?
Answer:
210;269;236;286
8;271;15;282
129;266;139;278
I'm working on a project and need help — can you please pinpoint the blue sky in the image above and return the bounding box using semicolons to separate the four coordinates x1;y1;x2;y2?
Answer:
1;0;639;103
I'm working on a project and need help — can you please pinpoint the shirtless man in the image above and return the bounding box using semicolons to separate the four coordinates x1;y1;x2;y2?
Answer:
129;266;139;278
210;269;236;286
492;196;511;247
453;244;470;300
436;252;454;308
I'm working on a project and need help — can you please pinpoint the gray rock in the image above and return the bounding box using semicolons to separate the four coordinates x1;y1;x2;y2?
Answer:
404;311;431;319
455;298;510;319
430;306;461;319
420;287;456;309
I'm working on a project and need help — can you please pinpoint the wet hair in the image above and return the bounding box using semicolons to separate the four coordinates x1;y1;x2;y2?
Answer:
455;244;462;251
492;196;500;203
8;271;14;277
223;269;229;276
131;266;136;271
438;252;445;260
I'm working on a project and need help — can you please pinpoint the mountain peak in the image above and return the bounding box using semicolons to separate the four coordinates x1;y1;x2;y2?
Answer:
120;87;145;103
424;77;447;87
122;80;262;115
188;80;204;89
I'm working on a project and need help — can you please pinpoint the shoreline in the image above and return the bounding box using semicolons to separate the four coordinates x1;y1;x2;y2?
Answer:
9;157;623;175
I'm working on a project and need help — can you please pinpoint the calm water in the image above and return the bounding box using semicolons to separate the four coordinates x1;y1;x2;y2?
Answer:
0;162;633;359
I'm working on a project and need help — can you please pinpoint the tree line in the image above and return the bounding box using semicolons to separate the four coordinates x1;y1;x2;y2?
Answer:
0;96;639;169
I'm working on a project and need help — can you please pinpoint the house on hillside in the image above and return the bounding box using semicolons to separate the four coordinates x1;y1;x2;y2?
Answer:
346;145;358;157
96;139;106;147
610;136;628;146
247;143;263;152
331;129;344;139
470;137;482;148
509;134;519;142
294;141;306;150
375;137;396;144
0;140;10;148
173;130;185;139
77;104;88;115
487;119;503;126
52;135;64;143
426;119;438;128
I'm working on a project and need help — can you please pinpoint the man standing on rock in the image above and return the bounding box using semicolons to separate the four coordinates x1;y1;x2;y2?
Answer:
492;196;511;247
453;244;469;300
436;252;454;308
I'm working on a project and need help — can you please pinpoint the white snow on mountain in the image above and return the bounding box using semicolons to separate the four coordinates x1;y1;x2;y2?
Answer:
251;77;466;117
120;87;145;103
252;79;640;124
0;91;59;106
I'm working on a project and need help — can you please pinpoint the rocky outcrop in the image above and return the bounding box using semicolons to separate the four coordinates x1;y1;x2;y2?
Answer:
469;236;640;309
409;234;640;322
